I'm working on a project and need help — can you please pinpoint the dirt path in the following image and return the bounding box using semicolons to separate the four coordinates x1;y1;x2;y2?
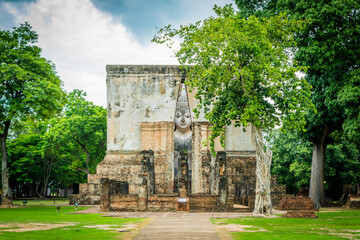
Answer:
70;206;286;239
132;213;220;240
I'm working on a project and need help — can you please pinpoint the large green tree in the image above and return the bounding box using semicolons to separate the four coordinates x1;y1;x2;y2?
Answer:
153;5;314;215
235;0;360;206
269;129;360;199
8;127;44;198
0;23;65;206
8;121;65;199
7;91;106;199
268;130;312;194
44;90;106;175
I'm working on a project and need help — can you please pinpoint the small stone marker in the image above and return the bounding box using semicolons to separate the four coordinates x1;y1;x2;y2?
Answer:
177;197;189;211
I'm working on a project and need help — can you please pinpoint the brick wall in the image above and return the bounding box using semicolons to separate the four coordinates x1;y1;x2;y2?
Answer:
271;176;287;206
141;121;174;193
109;194;178;211
277;196;317;218
277;196;316;210
110;195;138;211
189;194;219;211
69;193;100;205
147;194;178;211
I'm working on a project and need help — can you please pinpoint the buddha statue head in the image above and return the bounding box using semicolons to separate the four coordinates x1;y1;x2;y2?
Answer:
174;84;192;133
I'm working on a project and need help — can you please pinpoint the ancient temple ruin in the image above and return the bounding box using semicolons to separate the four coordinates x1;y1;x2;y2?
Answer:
71;65;285;211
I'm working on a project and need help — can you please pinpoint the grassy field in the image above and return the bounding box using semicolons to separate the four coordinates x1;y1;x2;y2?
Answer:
0;206;144;240
12;198;70;206
213;210;360;239
2;204;359;240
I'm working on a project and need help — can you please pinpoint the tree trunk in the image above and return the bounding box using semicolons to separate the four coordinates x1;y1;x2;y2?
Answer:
309;127;328;207
34;182;42;199
252;125;273;216
41;159;53;198
74;138;91;173
1;121;12;207
77;168;90;174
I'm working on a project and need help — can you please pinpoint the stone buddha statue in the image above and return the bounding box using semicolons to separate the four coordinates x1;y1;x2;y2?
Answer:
174;84;192;152
174;83;192;193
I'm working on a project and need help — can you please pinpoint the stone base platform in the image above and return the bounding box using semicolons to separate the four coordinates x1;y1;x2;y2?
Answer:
282;211;318;218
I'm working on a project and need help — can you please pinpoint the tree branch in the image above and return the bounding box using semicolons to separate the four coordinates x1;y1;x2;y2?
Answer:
73;137;90;172
0;121;11;139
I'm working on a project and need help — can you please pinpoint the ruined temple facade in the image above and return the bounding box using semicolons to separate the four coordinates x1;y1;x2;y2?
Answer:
73;65;285;211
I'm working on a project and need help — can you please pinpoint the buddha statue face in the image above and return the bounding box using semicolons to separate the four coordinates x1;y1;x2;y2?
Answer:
175;110;191;133
174;84;192;134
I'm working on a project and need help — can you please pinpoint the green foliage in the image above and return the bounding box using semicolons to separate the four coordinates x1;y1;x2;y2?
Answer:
1;22;66;202
268;130;312;193
1;23;105;198
338;69;360;143
235;0;360;143
325;132;360;199
235;0;360;206
7;121;76;197
44;90;107;174
8;131;43;184
269;129;360;197
6;90;107;197
153;5;314;151
0;22;65;125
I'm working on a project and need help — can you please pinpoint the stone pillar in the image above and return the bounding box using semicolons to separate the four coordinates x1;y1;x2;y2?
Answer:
148;151;155;194
100;178;110;211
141;150;155;195
219;177;228;206
179;152;188;198
138;177;148;211
217;152;228;207
209;154;218;195
138;157;149;211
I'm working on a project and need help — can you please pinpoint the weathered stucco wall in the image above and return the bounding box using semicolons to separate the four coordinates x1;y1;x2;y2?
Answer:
106;65;186;151
225;124;255;151
106;65;255;152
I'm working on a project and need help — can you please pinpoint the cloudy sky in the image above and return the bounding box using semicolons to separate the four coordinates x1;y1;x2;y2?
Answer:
0;0;232;106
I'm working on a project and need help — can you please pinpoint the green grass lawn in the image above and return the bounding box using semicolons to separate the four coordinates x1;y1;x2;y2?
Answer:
12;198;70;206
213;210;360;239
0;206;144;239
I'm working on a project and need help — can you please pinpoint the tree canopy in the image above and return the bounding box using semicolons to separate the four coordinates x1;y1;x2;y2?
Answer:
0;23;65;124
43;90;107;174
154;4;315;215
269;129;360;199
153;5;314;150
6;90;107;199
0;23;66;205
235;0;360;206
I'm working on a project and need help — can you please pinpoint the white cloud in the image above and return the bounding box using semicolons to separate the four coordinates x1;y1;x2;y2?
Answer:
5;0;178;106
